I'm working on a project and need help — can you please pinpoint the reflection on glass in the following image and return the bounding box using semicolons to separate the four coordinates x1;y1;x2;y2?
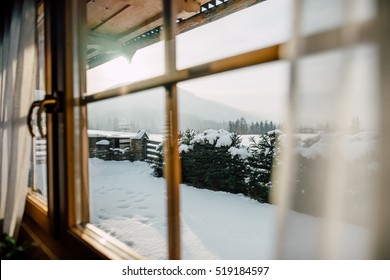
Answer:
176;64;288;259
87;88;168;258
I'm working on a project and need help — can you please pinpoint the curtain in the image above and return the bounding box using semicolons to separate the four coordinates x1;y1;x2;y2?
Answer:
272;0;389;259
0;0;37;238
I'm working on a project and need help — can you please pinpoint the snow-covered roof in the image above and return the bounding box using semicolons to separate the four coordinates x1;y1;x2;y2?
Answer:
130;129;149;140
96;139;110;145
88;129;136;138
88;129;163;142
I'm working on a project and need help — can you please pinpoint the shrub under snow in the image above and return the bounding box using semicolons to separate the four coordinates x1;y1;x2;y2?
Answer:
151;129;280;203
150;129;378;209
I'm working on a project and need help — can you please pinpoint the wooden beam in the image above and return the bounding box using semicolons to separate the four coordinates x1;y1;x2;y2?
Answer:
84;44;281;103
177;0;265;35
116;12;163;42
87;0;266;68
92;4;131;31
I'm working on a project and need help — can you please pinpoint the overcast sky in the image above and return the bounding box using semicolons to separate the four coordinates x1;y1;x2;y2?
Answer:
87;0;291;121
87;0;378;128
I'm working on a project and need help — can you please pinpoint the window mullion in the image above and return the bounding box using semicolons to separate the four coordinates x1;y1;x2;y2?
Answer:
44;0;65;239
163;0;181;260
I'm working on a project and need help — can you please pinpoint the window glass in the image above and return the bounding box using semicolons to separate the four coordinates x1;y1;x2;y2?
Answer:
80;0;380;260
28;13;47;199
85;0;164;94
295;45;379;131
175;0;376;71
177;0;291;69
87;88;168;258
301;0;376;36
278;44;379;259
176;63;288;259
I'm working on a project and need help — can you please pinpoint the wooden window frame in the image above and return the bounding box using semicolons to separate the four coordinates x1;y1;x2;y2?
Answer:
23;0;380;260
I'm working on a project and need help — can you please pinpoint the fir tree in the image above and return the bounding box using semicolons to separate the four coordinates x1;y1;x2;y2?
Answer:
249;122;255;134
239;117;248;134
246;130;281;202
180;130;247;194
228;121;234;133
150;141;164;177
179;129;196;145
255;122;261;134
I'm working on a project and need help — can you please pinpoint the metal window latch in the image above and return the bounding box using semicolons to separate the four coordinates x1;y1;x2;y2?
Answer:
27;95;59;139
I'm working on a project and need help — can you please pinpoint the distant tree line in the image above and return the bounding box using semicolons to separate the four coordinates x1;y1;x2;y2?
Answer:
89;114;279;136
228;117;278;135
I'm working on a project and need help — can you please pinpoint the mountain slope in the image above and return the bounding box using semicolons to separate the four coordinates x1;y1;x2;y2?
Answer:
87;87;259;133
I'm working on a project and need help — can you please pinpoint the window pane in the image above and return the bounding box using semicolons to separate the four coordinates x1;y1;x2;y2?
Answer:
30;91;48;197
176;64;288;259
301;0;376;36
29;14;47;199
177;0;291;69
278;44;379;259
85;0;164;94
295;45;378;131
87;88;168;258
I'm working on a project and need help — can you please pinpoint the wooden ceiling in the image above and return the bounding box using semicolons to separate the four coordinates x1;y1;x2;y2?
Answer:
86;0;264;68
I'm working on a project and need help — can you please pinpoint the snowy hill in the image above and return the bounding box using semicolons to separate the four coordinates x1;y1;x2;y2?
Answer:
87;87;259;133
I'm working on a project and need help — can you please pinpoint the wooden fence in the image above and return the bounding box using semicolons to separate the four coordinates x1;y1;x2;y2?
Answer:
34;139;46;164
146;140;161;163
34;135;162;163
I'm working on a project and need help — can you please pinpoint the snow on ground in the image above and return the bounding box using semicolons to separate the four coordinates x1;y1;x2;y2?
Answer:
89;158;370;260
89;159;275;259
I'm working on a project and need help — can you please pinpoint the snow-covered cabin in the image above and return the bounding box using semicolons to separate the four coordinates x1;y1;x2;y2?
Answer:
87;129;150;161
129;130;149;161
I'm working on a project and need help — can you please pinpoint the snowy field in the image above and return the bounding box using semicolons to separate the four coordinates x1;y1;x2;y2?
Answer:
33;130;374;259
88;158;370;260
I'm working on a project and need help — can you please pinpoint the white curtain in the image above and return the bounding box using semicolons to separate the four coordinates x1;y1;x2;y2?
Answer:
273;0;388;259
0;0;37;238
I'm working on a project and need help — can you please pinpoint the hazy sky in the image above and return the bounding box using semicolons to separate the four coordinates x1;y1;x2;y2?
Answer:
87;0;291;122
87;0;378;127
